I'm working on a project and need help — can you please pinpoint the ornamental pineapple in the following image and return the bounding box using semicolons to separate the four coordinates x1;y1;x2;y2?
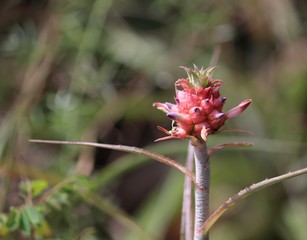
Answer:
153;65;251;141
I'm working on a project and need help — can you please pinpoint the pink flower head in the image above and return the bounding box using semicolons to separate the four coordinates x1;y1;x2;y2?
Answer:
153;65;251;141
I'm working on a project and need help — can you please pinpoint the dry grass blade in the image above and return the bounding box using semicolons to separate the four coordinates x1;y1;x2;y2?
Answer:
29;139;197;186
198;166;307;236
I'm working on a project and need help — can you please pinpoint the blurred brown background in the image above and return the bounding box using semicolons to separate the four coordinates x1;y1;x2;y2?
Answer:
0;0;307;239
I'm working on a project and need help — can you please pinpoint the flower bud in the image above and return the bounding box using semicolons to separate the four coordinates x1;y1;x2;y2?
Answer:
153;65;251;141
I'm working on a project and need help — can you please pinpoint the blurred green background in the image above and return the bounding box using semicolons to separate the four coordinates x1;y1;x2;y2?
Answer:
0;0;307;239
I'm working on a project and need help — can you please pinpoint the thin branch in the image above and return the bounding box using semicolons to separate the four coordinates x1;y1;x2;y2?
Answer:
192;139;210;240
29;139;197;186
180;142;194;240
198;166;307;236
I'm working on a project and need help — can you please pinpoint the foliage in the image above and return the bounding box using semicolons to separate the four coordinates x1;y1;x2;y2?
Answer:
0;177;92;238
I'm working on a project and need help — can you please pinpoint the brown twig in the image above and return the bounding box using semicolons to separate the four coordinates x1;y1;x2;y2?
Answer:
198;166;307;236
29;139;198;187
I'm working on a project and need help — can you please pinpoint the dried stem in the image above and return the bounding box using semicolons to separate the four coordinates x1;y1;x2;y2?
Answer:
29;139;197;186
191;139;210;240
198;166;307;236
180;143;194;240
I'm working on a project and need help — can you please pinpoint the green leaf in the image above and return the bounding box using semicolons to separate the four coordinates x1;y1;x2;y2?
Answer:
20;211;31;236
19;181;31;194
46;192;70;210
0;213;7;229
7;208;21;231
24;206;42;226
31;180;49;198
46;197;62;210
19;180;49;198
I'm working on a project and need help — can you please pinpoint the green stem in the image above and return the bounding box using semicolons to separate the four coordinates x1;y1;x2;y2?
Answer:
192;139;210;240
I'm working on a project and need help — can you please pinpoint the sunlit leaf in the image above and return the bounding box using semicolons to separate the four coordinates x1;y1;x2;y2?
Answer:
0;213;8;235
31;180;49;198
0;213;7;228
19;180;49;198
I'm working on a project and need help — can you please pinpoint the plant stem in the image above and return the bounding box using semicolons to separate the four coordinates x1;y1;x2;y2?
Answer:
192;138;210;240
29;139;197;185
199;165;307;235
180;143;194;240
